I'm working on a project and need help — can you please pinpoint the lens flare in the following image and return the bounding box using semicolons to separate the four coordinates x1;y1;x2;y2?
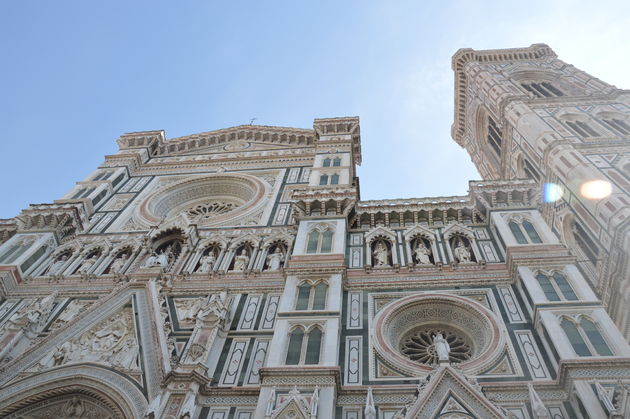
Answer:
543;183;564;203
580;180;612;199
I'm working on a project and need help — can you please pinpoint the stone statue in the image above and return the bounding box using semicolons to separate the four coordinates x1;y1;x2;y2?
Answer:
414;241;432;265
197;252;216;273
52;341;73;366
77;254;98;274
109;253;129;274
266;247;284;271
156;246;172;267
46;254;68;276
233;250;249;271
176;297;206;322
372;241;390;267
453;239;472;263
144;252;158;267
433;333;450;363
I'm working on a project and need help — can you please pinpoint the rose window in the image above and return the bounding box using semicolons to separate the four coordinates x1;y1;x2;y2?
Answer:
185;202;237;221
400;327;472;365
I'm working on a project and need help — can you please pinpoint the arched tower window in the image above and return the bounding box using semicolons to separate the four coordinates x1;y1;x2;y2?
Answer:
508;218;543;244
295;281;328;310
306;225;334;254
487;116;503;157
536;272;577;301
285;326;323;365
561;317;613;357
522;221;542;243
566;120;599;138
521;82;564;97
332;157;341;167
319;174;328;185
509;221;527;244
330;174;339;185
322;158;331;167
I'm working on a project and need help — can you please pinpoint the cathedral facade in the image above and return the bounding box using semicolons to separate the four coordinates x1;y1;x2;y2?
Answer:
0;44;628;418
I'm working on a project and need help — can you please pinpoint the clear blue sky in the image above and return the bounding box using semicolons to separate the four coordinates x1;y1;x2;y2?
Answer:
1;1;629;218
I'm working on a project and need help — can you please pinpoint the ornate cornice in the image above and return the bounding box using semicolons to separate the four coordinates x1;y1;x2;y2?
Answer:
451;44;557;145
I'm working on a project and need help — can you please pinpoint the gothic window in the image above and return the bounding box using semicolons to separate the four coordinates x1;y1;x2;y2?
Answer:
323;158;331;167
521;82;564;98
92;189;108;206
285;326;323;365
487;116;503;157
330;174;339;185
580;318;613;356
561;319;591;356
295;281;328;310
508;218;543;244
509;221;527;244
536;272;577;301
332;157;341;167
0;243;25;264
111;173;125;187
20;245;48;274
601;118;630;136
306;226;334;254
523;159;540;181
561;317;613;356
522;221;542;243
71;188;87;199
573;221;599;266
92;171;112;181
566;120;599;138
319;174;328;185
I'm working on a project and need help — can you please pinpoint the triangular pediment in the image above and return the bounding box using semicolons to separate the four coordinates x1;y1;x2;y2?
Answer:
406;366;503;419
150;125;316;157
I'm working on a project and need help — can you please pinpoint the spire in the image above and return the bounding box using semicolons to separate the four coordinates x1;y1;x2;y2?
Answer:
365;387;376;419
528;383;550;419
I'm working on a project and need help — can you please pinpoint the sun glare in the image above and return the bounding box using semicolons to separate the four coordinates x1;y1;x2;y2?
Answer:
580;180;612;199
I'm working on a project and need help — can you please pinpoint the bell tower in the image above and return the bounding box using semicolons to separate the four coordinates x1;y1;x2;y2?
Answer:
451;44;630;338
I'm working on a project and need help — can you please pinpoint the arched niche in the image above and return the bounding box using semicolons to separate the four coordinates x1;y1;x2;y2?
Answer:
0;365;147;418
403;225;438;266
443;224;482;264
364;227;397;268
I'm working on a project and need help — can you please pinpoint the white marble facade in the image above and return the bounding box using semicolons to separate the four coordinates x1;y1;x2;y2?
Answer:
0;46;629;418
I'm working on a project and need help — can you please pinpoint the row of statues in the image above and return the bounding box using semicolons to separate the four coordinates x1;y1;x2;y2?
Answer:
371;237;473;267
195;246;285;273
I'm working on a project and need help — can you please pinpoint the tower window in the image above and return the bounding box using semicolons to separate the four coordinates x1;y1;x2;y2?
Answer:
573;221;599;266
487;116;503;157
306;227;334;254
561;317;612;357
330;174;339;185
285;326;323;365
536;272;578;301
323;158;331;167
521;82;564;98
319;174;328;185
601;118;630;136
295;281;328;310
566;120;599;138
508;218;543;244
332;157;341;167
523;159;540;181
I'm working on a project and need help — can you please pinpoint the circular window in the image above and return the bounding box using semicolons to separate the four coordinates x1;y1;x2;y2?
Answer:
373;294;505;376
136;174;268;227
400;327;472;365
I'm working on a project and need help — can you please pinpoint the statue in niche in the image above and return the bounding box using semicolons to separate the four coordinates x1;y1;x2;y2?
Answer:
76;254;98;274
453;238;472;263
433;333;450;363
144;246;171;268
372;240;390;267
266;247;285;271
109;252;129;274
46;254;69;276
197;251;216;273
233;249;249;271
413;240;432;265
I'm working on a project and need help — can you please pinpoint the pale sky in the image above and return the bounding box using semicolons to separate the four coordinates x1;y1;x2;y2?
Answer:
1;1;629;218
